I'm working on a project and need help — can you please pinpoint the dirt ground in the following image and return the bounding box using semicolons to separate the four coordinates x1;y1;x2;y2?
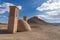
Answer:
0;24;60;40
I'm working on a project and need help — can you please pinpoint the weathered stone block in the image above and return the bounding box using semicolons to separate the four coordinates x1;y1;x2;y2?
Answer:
8;6;18;33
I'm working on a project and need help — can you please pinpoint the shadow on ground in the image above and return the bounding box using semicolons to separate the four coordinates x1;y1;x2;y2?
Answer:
0;29;11;34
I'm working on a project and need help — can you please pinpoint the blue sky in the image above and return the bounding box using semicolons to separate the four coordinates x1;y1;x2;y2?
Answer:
0;0;60;23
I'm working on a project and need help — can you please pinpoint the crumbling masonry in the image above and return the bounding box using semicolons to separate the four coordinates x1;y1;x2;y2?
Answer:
8;6;31;33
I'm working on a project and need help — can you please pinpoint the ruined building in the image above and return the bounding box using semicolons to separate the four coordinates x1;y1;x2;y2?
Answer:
8;6;31;33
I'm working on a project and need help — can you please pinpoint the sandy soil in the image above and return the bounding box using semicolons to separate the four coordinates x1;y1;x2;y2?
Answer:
0;24;60;40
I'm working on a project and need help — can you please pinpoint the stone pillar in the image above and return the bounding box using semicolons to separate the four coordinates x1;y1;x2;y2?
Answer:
8;6;18;33
23;16;28;22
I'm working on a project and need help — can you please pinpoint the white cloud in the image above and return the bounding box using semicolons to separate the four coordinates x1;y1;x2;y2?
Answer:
46;10;60;16
37;15;60;20
36;15;60;23
0;2;22;14
36;0;60;11
36;0;60;23
17;6;22;10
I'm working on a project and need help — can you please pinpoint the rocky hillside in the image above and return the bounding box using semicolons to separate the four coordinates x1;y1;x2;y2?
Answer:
28;16;50;25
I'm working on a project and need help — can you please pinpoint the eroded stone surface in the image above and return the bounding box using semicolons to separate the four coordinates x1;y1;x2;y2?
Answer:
23;16;28;22
8;6;18;33
17;20;31;32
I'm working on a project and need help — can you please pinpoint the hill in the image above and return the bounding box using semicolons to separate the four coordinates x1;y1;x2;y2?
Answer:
28;16;49;25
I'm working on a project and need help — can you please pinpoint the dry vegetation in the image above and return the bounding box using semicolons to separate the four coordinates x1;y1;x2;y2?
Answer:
0;24;60;40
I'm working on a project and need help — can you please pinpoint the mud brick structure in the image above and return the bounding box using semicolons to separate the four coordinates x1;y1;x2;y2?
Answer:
23;16;28;22
17;19;31;32
8;6;18;33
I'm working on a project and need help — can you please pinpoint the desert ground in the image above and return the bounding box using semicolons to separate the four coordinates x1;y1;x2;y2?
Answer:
0;24;60;40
